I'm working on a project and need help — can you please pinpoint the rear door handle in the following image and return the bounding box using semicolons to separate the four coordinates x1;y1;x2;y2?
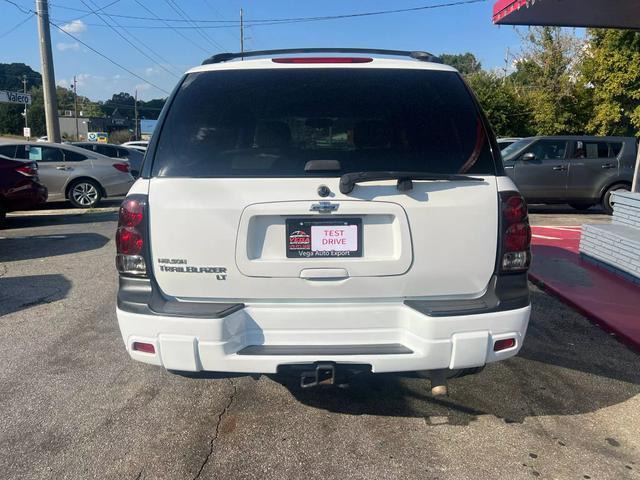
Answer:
601;163;615;169
552;165;567;171
55;166;69;170
300;268;349;280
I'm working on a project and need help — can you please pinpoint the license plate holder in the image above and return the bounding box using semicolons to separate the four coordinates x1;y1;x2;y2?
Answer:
286;218;362;258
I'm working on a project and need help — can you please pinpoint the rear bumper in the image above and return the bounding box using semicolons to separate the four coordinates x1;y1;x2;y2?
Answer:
103;176;135;198
4;182;48;212
116;302;531;374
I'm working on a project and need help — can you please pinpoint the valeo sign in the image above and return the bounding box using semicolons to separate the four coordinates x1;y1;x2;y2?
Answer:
0;90;32;105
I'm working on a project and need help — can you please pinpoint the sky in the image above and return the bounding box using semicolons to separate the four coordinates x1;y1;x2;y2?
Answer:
0;0;565;101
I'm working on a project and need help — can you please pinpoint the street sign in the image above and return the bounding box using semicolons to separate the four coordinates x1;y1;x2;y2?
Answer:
88;132;108;143
0;90;32;105
23;127;31;138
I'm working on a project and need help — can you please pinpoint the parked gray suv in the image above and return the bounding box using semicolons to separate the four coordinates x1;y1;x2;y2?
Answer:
502;136;638;214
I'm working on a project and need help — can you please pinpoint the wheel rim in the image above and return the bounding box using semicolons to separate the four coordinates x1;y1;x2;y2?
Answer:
72;183;98;206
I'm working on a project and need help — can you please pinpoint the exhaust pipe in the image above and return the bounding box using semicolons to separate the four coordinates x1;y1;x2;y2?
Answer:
427;369;449;397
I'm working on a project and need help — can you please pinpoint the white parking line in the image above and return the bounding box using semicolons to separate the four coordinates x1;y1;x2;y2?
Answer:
535;225;582;230
532;234;562;240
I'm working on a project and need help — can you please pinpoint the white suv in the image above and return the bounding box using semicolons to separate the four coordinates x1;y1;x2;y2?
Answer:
115;49;531;390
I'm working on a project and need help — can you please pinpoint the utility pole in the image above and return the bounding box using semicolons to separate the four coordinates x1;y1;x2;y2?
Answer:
503;47;510;82
134;89;139;141
240;8;244;59
22;75;28;134
35;0;61;143
73;75;79;141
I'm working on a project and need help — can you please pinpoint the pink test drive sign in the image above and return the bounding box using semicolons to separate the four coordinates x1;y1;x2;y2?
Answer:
311;225;358;252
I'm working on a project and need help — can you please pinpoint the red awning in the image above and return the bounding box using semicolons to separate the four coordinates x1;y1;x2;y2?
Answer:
493;0;640;29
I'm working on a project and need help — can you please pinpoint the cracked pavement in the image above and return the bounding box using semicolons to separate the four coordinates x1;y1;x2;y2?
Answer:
0;204;639;479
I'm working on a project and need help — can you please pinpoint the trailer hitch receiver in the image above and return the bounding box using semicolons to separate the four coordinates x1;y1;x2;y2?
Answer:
300;363;336;388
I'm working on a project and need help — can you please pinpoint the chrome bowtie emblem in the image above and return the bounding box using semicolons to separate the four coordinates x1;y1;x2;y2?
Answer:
310;201;339;213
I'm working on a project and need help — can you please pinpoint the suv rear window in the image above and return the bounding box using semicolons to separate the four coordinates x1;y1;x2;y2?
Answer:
152;69;496;177
573;141;622;159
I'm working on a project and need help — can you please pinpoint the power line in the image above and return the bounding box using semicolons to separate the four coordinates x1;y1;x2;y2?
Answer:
2;0;30;14
81;0;181;77
163;0;225;51
132;0;209;55
0;12;34;39
73;0;120;20
202;0;240;44
45;0;486;25
48;18;170;95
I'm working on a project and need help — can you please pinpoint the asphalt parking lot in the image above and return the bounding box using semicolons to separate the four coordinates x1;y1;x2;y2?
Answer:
0;203;638;480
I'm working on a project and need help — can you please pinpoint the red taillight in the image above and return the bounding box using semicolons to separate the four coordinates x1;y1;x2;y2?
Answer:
132;342;155;354
116;227;143;255
505;223;532;252
500;192;531;272
113;162;130;173
119;198;143;227
116;195;147;275
503;196;527;223
272;57;373;64
494;338;516;351
15;163;38;177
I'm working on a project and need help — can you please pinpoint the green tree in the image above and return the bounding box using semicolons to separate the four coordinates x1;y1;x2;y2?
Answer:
27;85;46;137
0;63;42;136
80;101;104;118
517;27;591;135
102;92;135;118
138;98;165;119
466;71;533;137
440;52;482;75
581;29;640;136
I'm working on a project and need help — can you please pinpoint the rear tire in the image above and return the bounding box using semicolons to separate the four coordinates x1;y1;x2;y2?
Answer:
568;203;594;211
602;183;630;215
68;179;102;208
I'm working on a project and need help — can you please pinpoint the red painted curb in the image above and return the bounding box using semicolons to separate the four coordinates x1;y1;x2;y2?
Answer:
530;226;640;353
528;271;639;352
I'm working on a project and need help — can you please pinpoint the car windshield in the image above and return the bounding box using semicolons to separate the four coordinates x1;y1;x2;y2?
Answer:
152;68;496;177
501;138;532;161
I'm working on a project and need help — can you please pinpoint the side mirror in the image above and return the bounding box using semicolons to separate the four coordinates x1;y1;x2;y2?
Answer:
521;152;536;162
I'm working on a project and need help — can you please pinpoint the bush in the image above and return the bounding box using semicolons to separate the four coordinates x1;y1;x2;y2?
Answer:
108;129;131;145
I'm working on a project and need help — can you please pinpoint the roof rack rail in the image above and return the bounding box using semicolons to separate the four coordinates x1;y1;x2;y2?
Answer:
202;48;441;65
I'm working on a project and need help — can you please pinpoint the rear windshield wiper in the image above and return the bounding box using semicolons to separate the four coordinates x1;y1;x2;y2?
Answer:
339;171;484;194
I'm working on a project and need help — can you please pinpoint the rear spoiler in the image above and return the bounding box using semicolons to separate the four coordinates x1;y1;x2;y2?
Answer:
202;48;441;65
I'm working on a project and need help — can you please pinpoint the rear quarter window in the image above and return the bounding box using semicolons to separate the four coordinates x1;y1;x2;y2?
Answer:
64;150;88;162
0;145;17;157
151;68;496;177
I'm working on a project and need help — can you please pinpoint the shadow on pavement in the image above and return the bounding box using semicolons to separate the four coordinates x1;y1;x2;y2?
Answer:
0;233;110;262
0;274;71;316
270;288;640;425
3;211;118;230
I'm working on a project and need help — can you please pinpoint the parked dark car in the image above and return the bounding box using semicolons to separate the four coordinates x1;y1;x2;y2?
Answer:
0;153;48;225
501;136;638;214
72;142;144;177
